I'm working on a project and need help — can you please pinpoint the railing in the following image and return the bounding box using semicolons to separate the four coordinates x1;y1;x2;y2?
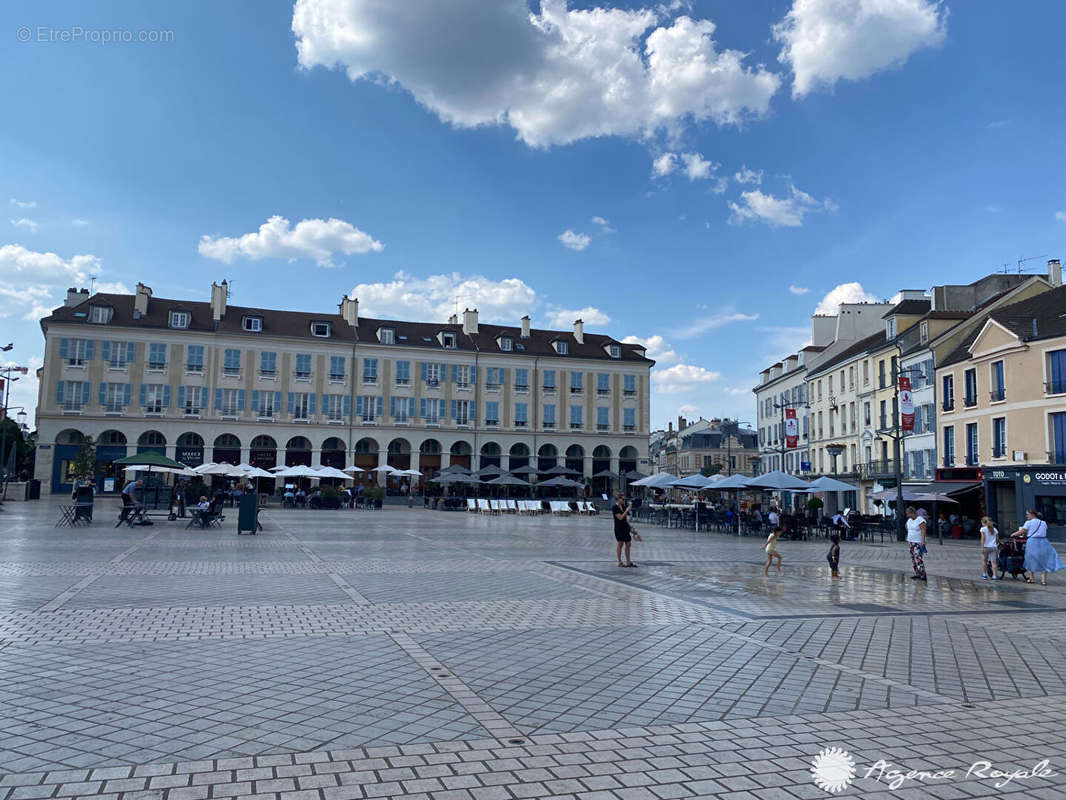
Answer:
942;400;954;411
964;394;977;408
223;367;241;377
1046;380;1066;395
990;388;1005;402
856;460;899;479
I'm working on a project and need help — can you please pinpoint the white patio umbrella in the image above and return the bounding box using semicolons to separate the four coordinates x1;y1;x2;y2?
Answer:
269;465;289;472
394;468;423;476
276;464;320;478
197;462;241;476
631;472;676;487
124;465;198;477
746;470;811;491
342;465;365;474
192;462;217;473
371;464;396;473
315;465;352;481
243;466;276;479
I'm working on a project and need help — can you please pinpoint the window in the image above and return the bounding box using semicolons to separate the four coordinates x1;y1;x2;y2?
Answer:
142;383;168;414
295;353;312;379
920;321;929;343
863;402;871;427
597;373;610;395
942;374;955;411
291;392;313;419
943;426;955;466
328;356;345;382
179;386;206;415
515;368;529;391
624;374;636;396
442;332;456;349
169;311;190;329
624;407;636;431
963;368;977;407
423;362;441;386
543;403;556;428
485;401;500;426
597;406;609;431
61;338;93;366
609;344;621;359
56;380;89;411
878;360;886;389
389;396;413;423
223;348;241;376
88;305;112;324
260;351;277;376
570;405;583;429
380;328;395;345
148;343;167;371
500;337;513;352
456;365;473;388
419;398;445;423
395;360;411;385
1052;412;1066;464
554;340;568;355
355;395;381;422
879;400;887;431
966;422;978;465
1048;350;1066;394
993;417;1007;458
103;341;133;369
220;388;243;417
515;402;528;427
570;372;583;394
886;318;897;338
102;382;130;413
363;358;378;382
543;370;556;391
311;321;331;337
452;399;472;425
186;345;204;373
990;360;1005;401
324;394;346;421
242;316;262;332
252;389;280;418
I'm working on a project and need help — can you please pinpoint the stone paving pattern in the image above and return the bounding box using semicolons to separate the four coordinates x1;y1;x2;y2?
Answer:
2;502;1066;798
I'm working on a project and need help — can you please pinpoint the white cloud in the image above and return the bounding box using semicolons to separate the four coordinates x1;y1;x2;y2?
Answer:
351;271;537;324
10;218;39;232
652;152;677;176
1055;211;1066;223
728;185;836;227
590;215;614;232
653;151;722;183
0;244;105;320
622;334;678;364
722;385;750;396
670;311;759;340
545;305;611;327
788;284;810;295
9;198;36;209
198;214;383;267
813;281;879;315
757;324;812;363
653;362;720;394
733;165;763;184
557;229;591;251
680;152;716;181
72;218;90;226
293;0;781;148
677;403;699;416
774;0;947;97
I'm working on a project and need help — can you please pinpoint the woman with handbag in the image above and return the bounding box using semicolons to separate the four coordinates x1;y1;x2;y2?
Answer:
612;493;641;568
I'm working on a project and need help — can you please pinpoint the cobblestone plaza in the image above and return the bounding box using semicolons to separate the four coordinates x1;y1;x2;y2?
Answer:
3;505;1066;798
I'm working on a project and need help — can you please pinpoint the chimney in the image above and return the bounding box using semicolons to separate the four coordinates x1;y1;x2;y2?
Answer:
448;313;458;325
573;318;584;344
1049;259;1062;288
133;282;152;319
65;287;82;307
210;280;227;321
340;295;359;326
462;307;479;336
668;421;673;433
520;315;531;338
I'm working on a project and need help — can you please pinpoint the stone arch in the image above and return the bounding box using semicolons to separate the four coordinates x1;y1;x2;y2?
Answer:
591;445;612;493
449;440;472;469
508;442;530;471
387;437;411;470
137;430;166;453
353;437;379;471
52;429;86;493
249;435;278;470
94;429;129;491
565;444;585;475
285;436;312;467
537;443;558;472
56;428;85;445
480;441;501;469
419;438;442;479
619;445;639;479
175;432;205;467
213;433;241;464
177;432;204;447
419;438;442;455
320;436;346;468
99;430;127;445
593;445;611;459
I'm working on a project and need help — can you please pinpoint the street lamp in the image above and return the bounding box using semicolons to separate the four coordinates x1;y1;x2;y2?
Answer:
826;443;845;475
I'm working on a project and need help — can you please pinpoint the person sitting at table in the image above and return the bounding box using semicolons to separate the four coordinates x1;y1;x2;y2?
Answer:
119;479;141;524
309;487;322;509
195;495;212;527
282;486;295;507
295;487;307;507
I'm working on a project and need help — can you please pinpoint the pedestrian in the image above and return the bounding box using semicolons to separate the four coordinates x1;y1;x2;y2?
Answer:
980;516;1000;580
906;506;927;581
767;506;780;528
827;533;841;579
763;527;782;576
611;492;640;568
1014;509;1064;586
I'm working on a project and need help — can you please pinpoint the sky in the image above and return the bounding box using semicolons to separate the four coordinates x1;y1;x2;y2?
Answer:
2;0;1065;431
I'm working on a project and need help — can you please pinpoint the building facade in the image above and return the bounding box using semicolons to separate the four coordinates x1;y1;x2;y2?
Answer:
651;417;758;477
754;348;819;475
36;282;653;495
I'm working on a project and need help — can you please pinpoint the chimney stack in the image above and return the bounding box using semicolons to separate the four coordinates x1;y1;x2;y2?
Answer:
65;287;83;307
573;318;584;344
340;295;359;327
462;307;479;336
448;313;458;325
520;315;531;338
210;280;227;321
133;282;152;319
1049;259;1062;288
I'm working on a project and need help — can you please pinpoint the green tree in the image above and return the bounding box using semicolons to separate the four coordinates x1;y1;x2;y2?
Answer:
0;417;32;475
70;435;97;481
700;462;723;477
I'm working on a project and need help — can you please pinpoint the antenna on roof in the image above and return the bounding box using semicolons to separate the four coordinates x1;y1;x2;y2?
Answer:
89;275;97;294
1015;254;1048;274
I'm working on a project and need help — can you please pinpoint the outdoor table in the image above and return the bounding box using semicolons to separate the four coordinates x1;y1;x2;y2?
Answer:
116;504;150;528
55;503;93;528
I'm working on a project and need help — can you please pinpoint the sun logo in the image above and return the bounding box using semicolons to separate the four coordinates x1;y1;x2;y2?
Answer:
810;746;856;794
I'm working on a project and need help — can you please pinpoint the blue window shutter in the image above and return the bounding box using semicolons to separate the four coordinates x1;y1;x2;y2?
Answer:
252;390;260;412
451;399;457;419
375;397;383;417
123;384;132;406
101;341;111;362
389;397;397;417
273;390;281;409
216;388;223;410
85;340;95;360
178;386;186;408
139;383;147;406
440;363;448;383
407;398;414;417
421;362;427;381
451;364;458;383
469;401;476;422
99;382;107;405
287;392;295;414
163;386;171;407
238;390;245;411
59;338;69;359
56;382;65;404
309;393;316;414
470;365;477;383
438;399;446;418
356;396;364;416
500;368;507;384
127;342;136;364
419;398;426;418
200;387;208;409
342;395;351;415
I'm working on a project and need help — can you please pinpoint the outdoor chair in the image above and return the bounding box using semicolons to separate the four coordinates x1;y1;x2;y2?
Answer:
467;498;477;512
477;499;491;514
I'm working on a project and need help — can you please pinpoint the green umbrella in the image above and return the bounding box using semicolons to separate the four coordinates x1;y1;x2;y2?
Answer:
113;451;187;470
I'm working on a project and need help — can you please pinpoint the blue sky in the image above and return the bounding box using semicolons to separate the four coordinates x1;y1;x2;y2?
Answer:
2;0;1064;429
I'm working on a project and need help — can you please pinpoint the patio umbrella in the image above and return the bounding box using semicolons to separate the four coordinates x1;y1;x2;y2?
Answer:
197;462;240;476
631;472;674;487
342;465;365;474
124;465;197;476
488;474;530;486
371;464;397;473
868;488;948;503
315;465;352;481
243;467;276;479
538;476;580;487
592;469;618;479
623;470;647;480
712;473;753;489
394;468;423;477
510;464;539;475
113;451;187;470
746;470;811;491
672;474;714;489
429;473;473;484
192;462;217;473
276;464;320;478
808;476;860;492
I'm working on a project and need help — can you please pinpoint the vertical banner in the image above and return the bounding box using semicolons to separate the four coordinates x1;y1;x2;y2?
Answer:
899;376;914;432
785;407;799;449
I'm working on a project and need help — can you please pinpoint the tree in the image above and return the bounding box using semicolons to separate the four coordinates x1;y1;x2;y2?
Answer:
0;417;33;477
700;462;723;477
70;435;97;481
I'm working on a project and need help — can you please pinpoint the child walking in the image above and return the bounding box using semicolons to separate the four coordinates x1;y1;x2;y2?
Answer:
827;534;841;578
764;527;782;576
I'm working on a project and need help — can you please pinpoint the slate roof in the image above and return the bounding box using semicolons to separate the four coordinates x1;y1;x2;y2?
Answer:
42;291;653;364
882;299;931;318
806;330;888;377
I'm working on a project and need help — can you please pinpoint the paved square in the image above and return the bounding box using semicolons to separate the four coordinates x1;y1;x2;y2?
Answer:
2;501;1066;798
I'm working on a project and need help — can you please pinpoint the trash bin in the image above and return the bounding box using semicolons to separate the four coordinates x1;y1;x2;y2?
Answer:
25;479;41;501
237;493;259;535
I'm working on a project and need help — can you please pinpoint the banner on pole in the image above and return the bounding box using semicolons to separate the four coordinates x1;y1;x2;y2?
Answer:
899;376;914;432
784;407;798;449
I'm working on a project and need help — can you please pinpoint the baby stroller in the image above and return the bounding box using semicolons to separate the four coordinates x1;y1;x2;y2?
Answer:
997;536;1027;580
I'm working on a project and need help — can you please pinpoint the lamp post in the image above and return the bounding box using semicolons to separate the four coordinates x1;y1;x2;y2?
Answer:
826;443;845;475
882;347;923;542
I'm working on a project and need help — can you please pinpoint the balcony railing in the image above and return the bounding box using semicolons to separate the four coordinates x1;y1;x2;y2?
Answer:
943;455;955;467
1046;380;1066;395
942;399;954;411
964;394;977;408
856;459;899;480
1048;451;1066;465
990;387;1005;402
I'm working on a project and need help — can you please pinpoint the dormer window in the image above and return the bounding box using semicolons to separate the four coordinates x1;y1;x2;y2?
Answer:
886;318;897;338
554;340;568;355
88;305;113;324
242;315;263;332
920;321;929;344
500;337;513;352
380;328;395;344
609;344;621;359
442;332;457;349
311;321;331;338
169;311;190;329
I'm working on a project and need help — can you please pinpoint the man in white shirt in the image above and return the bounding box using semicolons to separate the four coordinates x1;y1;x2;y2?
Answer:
906;506;927;581
767;508;780;528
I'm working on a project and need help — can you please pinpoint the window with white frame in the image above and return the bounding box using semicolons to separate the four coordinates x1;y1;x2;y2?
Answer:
169;311;190;329
223;348;241;375
380;328;395;344
597;373;609;395
442;332;456;349
570;371;583;394
485;401;500;426
65;338;92;366
484;367;500;388
88;305;112;324
453;399;471;425
515;402;528;427
242;316;262;332
144;384;166;414
515;368;528;391
624;407;636;431
311;321;331;337
106;341;131;368
186;345;204;373
57;380;88;410
358;395;380;422
324;394;344;421
181;386;203;414
292;392;312;419
500;337;513;352
554;340;568;355
993;417;1007;457
260;351;277;376
543;369;556;391
570;405;583;429
363;358;378;382
424;362;441;386
597;406;609;430
295;353;312;379
420;398;443;423
102;383;128;412
609;344;621;358
624;374;636;396
395;360;410;385
329;356;345;382
148;343;167;371
221;388;241;416
455;365;471;388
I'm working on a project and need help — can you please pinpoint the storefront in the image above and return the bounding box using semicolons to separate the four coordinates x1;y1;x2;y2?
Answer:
985;466;1066;542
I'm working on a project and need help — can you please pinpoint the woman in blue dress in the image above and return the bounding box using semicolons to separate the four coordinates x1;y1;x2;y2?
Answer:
1014;509;1064;585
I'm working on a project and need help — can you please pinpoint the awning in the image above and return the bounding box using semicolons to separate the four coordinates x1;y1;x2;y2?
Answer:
902;481;982;496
